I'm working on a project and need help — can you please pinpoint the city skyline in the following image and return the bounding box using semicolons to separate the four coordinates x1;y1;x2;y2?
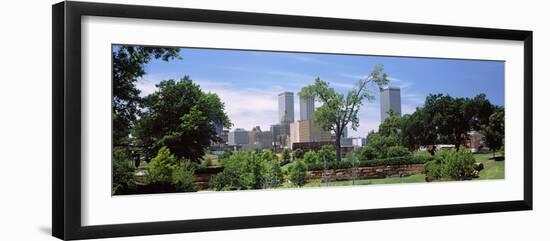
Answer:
131;46;505;137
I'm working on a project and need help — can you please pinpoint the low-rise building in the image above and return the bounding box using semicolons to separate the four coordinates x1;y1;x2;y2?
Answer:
289;120;331;149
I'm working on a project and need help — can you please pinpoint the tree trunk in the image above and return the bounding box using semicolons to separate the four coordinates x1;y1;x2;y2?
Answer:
335;135;342;162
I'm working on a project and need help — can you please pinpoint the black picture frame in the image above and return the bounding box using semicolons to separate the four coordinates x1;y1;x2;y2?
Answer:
52;1;533;240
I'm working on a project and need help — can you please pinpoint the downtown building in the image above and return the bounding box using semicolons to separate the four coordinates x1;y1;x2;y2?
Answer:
380;86;402;122
271;92;295;149
289;95;331;150
227;128;249;146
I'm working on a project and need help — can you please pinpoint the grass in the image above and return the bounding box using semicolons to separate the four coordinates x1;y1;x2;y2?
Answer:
474;152;505;180
280;152;504;188
298;174;427;188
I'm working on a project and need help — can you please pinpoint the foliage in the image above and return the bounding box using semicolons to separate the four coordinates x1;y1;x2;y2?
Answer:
290;160;308;187
199;155;215;168
112;45;180;146
281;149;291;163
219;149;233;160
445;149;476;180
247;153;268;189
413;151;433;163
266;158;284;188
424;149;476;181
307;154;432;171
171;160;197;192
401;110;433;151
147;146;196;192
112;147;136;194
134;77;231;162
209;150;285;190
385;146;411;158
317;145;336;163
303;150;319;165
209;151;255;190
293;148;304;160
404;94;497;150
365;131;400;158
481;108;505;157
299;65;389;161
358;145;376;160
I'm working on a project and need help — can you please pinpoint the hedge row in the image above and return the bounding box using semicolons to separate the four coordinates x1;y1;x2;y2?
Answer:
306;154;433;171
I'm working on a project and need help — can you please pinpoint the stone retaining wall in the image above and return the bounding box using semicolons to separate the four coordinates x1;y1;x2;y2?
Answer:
307;164;425;181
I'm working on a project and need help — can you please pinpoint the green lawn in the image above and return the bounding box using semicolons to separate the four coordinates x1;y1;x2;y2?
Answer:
298;174;427;188
281;152;504;188
473;152;505;180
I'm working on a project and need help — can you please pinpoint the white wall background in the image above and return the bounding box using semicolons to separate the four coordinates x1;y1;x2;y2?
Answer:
0;0;547;240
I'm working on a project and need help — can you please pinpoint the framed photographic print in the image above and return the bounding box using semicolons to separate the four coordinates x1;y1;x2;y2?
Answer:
52;1;533;240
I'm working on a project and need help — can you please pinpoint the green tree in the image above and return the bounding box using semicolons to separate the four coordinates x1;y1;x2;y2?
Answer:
112;147;136;194
401;109;434;151
135;77;231;162
422;94;496;151
303;150;319;165
147;146;196;192
385;146;410;158
266;159;284;188
365;131;400;158
424;149;476;181
481;109;504;158
281;149;291;163
318;145;336;163
112;45;180;147
300;65;389;161
290;160;308;187
247;153;268;189
293;148;304;160
210;151;255;190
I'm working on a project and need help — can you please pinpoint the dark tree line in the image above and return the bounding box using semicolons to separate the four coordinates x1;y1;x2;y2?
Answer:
400;93;503;154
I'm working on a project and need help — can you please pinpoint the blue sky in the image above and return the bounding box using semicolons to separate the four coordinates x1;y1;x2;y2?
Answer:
128;46;504;137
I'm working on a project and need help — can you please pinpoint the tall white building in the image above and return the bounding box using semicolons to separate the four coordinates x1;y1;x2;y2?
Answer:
380;87;401;122
299;95;315;121
278;92;294;124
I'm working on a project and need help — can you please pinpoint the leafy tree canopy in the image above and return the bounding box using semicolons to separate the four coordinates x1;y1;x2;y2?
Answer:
112;45;181;146
135;77;231;162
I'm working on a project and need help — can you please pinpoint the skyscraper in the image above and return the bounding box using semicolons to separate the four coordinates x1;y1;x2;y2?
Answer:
380;87;401;122
278;92;294;124
299;95;315;121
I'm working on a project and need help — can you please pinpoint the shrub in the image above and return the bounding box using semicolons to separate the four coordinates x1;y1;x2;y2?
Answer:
147;147;178;184
265;159;284;188
290;160;308;187
424;149;476;181
385;146;410;158
209;167;244;191
209;151;272;190
307;154;433;171
112;148;136;194
147;146;196;192
318;145;336;163
172;160;196;192
414;150;433;162
303;150;318;165
358;145;376;160
293;148;304;159
445;149;476;180
247;154;268;189
281;149;291;163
